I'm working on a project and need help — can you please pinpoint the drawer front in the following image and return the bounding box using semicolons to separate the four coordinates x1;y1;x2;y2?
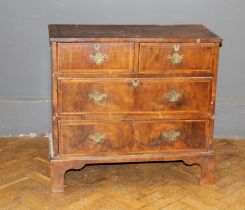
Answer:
59;120;208;156
58;43;134;72
139;43;215;73
58;78;212;115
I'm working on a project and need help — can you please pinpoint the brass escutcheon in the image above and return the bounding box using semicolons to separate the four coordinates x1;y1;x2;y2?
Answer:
88;133;106;144
168;44;184;64
163;130;181;141
131;79;141;87
89;91;107;104
89;44;108;65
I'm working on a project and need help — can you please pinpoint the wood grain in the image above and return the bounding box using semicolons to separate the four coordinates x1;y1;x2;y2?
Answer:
58;42;134;72
57;78;212;115
58;119;208;156
139;43;215;73
49;24;222;43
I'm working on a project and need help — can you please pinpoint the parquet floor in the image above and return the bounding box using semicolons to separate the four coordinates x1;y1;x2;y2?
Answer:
0;137;244;210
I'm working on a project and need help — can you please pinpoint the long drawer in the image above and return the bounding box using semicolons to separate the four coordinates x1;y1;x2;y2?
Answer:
58;119;208;156
57;77;212;115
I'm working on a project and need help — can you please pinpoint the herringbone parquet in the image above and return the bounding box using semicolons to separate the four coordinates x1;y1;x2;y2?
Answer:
0;137;244;210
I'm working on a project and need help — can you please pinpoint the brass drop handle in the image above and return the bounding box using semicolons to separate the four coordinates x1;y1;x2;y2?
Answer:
168;44;184;64
89;44;108;65
89;91;107;104
163;130;181;141
88;133;106;144
165;91;182;102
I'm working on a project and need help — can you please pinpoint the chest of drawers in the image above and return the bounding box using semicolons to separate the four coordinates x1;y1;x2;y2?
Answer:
49;25;222;192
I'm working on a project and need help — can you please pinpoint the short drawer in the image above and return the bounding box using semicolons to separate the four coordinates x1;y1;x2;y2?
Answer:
58;78;212;115
139;43;215;73
58;120;208;156
58;42;134;72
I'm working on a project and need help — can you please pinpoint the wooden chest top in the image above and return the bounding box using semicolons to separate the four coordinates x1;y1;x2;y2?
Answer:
49;24;222;43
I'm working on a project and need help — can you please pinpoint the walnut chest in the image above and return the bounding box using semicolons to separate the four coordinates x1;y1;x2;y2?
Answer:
48;24;222;192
